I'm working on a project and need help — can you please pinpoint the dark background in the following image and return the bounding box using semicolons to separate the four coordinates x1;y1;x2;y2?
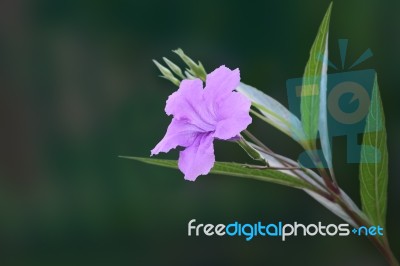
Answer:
0;0;399;265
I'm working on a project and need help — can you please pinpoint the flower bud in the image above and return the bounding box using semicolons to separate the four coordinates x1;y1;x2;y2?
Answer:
173;48;207;81
184;70;196;79
153;59;180;86
237;136;268;164
163;57;185;79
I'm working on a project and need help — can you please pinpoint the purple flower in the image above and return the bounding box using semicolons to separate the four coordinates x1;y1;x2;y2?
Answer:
151;65;252;181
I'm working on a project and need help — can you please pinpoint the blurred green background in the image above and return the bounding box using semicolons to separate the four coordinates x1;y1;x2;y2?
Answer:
0;0;399;265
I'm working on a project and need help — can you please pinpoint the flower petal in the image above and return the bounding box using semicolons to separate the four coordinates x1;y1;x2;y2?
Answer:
165;79;215;132
214;92;252;140
203;65;240;103
151;118;198;156
178;132;215;181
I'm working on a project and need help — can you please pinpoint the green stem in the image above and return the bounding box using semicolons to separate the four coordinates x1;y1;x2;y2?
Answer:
242;130;398;265
308;150;340;194
306;149;399;266
242;130;331;199
370;238;399;266
327;183;399;265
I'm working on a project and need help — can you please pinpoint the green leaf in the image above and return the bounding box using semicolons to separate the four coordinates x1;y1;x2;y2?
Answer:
359;76;388;227
300;3;332;144
236;83;306;146
123;156;316;191
318;35;334;175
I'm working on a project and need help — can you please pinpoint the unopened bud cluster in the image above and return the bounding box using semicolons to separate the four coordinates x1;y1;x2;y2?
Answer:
153;48;207;86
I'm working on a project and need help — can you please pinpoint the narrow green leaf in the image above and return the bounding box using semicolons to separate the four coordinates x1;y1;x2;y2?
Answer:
318;35;334;176
300;3;332;144
123;156;316;191
236;83;306;146
360;76;388;227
